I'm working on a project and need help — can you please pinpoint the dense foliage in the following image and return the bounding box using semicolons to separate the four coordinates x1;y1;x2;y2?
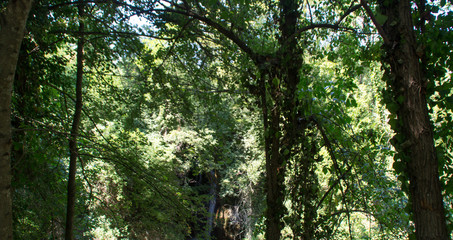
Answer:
1;0;452;239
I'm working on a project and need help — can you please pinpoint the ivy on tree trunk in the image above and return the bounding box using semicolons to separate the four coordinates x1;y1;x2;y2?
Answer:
367;0;449;238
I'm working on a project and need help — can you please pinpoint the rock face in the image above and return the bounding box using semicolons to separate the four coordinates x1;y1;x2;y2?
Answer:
213;204;243;240
184;169;246;240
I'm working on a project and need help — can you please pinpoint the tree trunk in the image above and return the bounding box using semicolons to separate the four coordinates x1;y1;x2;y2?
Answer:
0;1;33;239
264;74;284;239
263;0;302;239
375;0;449;239
65;2;85;240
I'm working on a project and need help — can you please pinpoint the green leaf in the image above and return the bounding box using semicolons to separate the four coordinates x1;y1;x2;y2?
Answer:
13;142;22;151
387;102;399;114
283;148;290;156
393;160;404;173
375;13;388;26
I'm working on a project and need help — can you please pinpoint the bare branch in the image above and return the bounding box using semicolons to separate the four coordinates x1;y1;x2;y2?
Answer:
48;0;146;12
335;3;362;26
51;30;175;40
292;3;363;39
306;0;314;24
298;23;356;33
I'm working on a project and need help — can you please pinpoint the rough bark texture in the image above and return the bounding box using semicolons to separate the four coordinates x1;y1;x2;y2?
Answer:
65;3;85;240
378;0;448;239
0;0;33;239
263;0;302;239
264;74;283;240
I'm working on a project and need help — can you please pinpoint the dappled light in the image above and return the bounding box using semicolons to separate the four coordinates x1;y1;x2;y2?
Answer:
1;0;452;239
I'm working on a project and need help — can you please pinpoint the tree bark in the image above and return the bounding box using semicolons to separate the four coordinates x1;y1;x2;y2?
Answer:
0;0;33;239
264;72;284;240
375;0;449;239
65;2;85;240
263;1;302;239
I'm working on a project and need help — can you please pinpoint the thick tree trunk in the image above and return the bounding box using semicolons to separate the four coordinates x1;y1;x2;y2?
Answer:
263;1;302;239
264;81;283;240
0;1;33;239
65;3;85;240
376;0;448;239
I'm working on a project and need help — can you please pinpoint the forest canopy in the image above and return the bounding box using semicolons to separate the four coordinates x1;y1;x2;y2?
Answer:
0;0;452;239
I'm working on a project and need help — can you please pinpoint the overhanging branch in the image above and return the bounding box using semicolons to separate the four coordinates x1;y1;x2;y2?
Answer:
292;3;363;39
159;8;262;64
361;0;390;45
51;30;175;40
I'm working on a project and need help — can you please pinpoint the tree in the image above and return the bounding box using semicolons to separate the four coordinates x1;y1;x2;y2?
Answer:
0;0;33;239
10;1;148;238
65;1;85;239
362;0;449;238
8;0;450;238
135;0;369;238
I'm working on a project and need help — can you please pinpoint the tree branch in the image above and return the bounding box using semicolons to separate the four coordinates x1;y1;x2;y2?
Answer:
160;8;262;64
335;3;363;26
360;0;390;45
48;0;145;12
291;3;363;39
306;0;314;24
315;165;352;211
298;23;356;33
51;30;175;40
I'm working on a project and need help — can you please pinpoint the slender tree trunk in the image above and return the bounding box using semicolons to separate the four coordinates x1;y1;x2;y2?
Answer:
0;1;33;239
65;2;85;240
370;0;449;238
